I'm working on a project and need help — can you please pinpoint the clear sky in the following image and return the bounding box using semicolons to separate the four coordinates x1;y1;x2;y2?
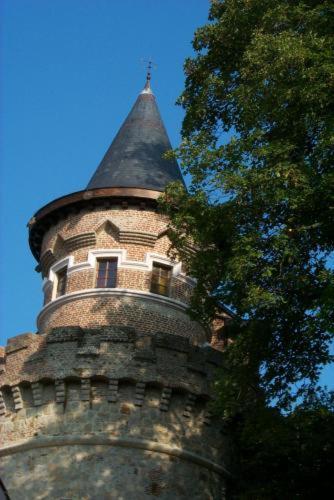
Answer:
0;0;332;388
0;0;210;342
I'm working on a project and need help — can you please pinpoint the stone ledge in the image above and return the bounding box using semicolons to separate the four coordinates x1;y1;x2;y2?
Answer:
0;435;231;477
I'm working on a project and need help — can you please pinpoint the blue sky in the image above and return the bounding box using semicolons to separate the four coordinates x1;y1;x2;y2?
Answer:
0;0;209;343
0;0;332;388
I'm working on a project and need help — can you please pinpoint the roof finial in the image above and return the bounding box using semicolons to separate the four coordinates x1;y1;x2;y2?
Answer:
141;58;156;95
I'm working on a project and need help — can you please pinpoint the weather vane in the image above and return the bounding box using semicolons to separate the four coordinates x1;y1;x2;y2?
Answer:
141;57;157;84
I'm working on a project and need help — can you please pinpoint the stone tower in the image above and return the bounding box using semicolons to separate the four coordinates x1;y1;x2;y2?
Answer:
0;75;230;499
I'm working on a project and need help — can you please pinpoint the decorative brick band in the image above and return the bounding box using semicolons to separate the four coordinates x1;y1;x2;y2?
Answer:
0;435;231;477
64;233;96;253
119;230;157;246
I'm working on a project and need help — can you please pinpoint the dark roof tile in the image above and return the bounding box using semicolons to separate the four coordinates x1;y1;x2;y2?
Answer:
86;84;184;192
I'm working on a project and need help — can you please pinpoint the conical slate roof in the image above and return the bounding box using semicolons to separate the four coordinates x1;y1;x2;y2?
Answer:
86;79;184;192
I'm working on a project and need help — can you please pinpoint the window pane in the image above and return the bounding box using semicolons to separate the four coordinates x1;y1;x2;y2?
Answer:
107;276;116;287
96;277;105;288
98;267;106;277
150;263;172;296
56;267;67;297
96;259;117;288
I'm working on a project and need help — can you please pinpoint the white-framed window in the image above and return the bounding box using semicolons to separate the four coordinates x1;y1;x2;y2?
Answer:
150;262;172;297
55;266;67;298
95;258;118;288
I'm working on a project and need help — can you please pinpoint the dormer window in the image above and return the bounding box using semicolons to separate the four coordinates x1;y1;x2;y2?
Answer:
150;262;172;297
96;258;117;288
56;267;67;297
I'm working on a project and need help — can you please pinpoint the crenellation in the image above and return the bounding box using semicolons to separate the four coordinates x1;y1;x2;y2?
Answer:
80;378;91;401
55;379;66;404
183;393;197;418
134;381;146;407
159;387;172;412
11;385;23;411
0;327;223;398
203;409;212;426
5;332;36;354
46;326;82;343
31;382;43;406
107;379;119;403
0;390;6;416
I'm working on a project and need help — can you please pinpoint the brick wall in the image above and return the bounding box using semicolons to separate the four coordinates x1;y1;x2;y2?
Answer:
38;205;198;337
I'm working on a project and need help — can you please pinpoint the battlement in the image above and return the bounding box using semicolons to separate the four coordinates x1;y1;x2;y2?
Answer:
5;332;39;353
0;328;225;459
0;326;223;392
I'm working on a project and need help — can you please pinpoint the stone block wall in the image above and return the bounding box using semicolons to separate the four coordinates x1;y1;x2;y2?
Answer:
0;328;229;499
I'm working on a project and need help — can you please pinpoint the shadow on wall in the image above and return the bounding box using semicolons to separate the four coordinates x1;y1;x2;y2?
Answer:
0;478;10;500
0;326;230;500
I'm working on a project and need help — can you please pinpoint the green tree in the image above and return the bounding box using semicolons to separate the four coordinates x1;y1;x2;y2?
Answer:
163;0;334;413
228;390;334;498
162;2;334;494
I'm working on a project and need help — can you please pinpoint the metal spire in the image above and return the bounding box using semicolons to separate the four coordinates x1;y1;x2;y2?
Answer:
141;59;155;95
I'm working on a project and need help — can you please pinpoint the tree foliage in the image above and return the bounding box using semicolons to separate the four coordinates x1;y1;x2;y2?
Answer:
162;3;334;494
163;0;334;412
229;390;334;498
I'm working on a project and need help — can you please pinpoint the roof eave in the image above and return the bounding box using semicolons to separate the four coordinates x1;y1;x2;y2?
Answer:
28;187;164;262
